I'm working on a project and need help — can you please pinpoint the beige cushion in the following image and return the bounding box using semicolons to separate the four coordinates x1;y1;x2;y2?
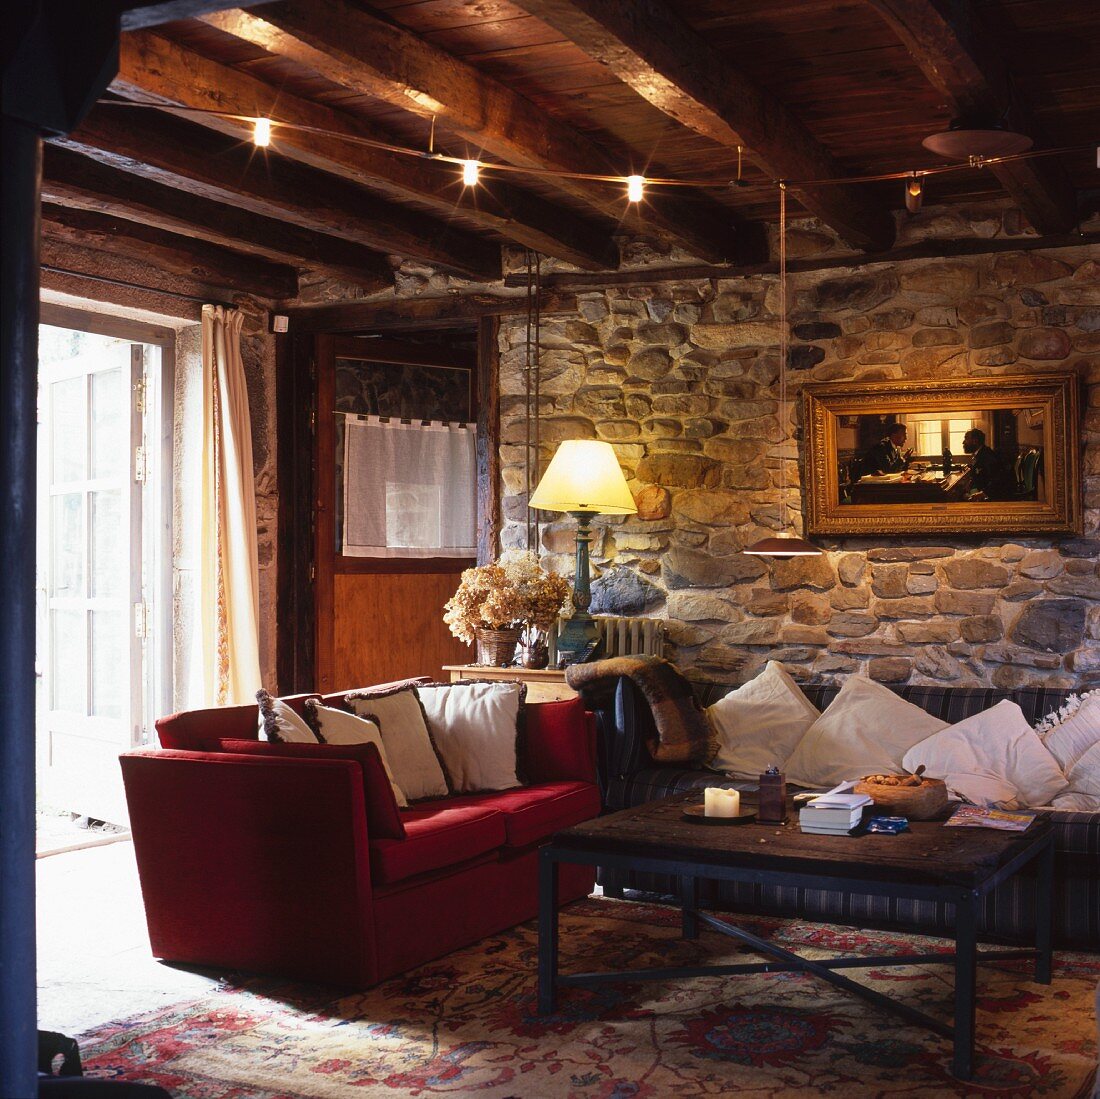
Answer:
256;689;318;744
902;699;1068;809
1042;694;1100;808
786;676;947;788
708;662;820;780
347;687;448;800
416;682;524;794
306;701;408;807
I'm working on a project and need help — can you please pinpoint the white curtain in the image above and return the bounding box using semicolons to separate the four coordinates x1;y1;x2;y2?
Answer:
343;415;476;558
198;305;262;705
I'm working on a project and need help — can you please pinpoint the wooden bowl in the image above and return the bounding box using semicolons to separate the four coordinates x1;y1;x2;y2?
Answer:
853;776;948;820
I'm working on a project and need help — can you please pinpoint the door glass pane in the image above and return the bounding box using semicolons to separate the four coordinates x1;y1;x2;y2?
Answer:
90;490;124;598
51;376;86;483
91;610;126;719
91;367;126;480
51;609;86;712
51;493;84;597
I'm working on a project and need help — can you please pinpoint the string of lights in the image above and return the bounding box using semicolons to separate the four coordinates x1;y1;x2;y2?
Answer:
99;97;1092;209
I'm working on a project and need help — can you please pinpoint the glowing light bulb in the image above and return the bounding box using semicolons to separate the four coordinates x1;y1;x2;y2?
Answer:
626;175;645;203
253;117;272;147
462;160;480;186
905;174;923;213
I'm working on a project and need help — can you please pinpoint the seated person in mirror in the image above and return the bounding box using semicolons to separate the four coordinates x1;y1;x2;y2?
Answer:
861;423;913;476
963;428;1015;500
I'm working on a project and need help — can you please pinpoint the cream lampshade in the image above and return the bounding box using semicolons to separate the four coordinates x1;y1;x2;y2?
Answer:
528;440;637;515
529;440;636;662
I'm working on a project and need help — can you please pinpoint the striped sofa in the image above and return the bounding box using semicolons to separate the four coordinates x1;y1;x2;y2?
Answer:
591;678;1098;950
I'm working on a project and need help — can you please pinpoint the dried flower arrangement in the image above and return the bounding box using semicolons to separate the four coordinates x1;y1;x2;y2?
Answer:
444;550;571;646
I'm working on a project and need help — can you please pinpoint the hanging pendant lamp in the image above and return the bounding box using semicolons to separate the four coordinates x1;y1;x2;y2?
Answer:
745;183;821;559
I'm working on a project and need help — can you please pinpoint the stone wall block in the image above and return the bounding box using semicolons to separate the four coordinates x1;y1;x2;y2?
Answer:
869;657;913;683
941;558;1012;589
1012;599;1086;652
1019;549;1064;579
871;564;908;598
960;615;1004;643
826;613;878;638
663;547;767;589
768;555;837;592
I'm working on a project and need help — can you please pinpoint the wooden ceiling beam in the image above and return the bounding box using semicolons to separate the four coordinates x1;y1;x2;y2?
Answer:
284;292;580;334
515;0;896;253
53;103;502;280
203;3;763;265
118;1;265;31
865;0;1077;234
42;202;299;300
42;146;392;292
41;236;235;316
113;29;619;271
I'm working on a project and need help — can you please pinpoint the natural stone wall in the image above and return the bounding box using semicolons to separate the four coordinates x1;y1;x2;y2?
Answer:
498;233;1100;690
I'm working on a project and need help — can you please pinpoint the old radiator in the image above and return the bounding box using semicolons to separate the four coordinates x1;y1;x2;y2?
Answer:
547;615;666;665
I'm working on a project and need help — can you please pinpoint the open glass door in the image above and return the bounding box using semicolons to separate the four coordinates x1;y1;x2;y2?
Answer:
36;320;170;826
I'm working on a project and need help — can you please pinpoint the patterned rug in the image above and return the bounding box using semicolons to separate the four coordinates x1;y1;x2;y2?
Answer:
79;897;1098;1098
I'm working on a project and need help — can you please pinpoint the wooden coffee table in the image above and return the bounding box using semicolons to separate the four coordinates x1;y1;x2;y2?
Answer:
537;794;1054;1080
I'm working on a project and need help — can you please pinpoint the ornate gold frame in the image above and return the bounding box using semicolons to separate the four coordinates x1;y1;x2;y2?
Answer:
803;373;1082;537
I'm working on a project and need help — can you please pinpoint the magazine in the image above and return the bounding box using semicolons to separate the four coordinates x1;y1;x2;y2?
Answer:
944;805;1036;832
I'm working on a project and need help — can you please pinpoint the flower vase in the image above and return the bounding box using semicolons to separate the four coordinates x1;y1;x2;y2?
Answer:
520;634;550;670
475;627;521;667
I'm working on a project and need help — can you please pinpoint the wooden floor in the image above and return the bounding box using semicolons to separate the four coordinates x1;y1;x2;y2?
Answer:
36;841;220;1038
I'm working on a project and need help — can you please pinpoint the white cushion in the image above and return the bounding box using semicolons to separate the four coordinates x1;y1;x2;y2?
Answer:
256;690;318;744
1042;693;1100;802
347;687;448;800
416;682;523;794
707;662;820;780
306;701;408;807
902;699;1068;809
785;676;947;788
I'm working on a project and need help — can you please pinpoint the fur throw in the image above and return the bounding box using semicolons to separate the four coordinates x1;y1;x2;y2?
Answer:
566;656;715;764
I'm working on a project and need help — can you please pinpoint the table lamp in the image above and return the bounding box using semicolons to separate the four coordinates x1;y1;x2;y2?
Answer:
528;440;637;663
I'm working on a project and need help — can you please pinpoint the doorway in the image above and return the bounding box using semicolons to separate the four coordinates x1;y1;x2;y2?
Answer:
35;310;173;828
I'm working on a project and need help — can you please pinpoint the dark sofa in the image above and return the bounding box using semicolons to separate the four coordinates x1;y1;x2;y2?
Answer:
589;678;1098;950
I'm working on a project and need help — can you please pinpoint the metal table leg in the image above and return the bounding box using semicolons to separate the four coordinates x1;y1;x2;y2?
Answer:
681;875;699;941
953;890;978;1080
1034;835;1054;984
537;847;559;1014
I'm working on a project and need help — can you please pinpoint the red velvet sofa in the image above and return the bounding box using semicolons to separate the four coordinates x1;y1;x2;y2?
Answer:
119;689;600;988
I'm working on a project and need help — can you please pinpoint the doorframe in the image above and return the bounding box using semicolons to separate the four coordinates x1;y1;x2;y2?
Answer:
38;303;176;738
275;315;501;695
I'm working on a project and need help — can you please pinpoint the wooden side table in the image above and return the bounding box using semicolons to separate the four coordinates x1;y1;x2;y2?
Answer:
442;665;577;703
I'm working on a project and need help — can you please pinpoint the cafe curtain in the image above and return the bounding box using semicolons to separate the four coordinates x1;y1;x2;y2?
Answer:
343;415;476;557
198;305;262;705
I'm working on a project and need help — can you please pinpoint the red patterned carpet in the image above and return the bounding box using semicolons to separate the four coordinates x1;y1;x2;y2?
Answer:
79;897;1098;1098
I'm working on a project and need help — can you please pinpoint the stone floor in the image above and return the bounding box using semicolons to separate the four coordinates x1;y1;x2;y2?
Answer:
37;840;220;1038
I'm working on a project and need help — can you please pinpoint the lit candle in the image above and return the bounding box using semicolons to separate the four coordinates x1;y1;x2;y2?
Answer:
704;787;740;818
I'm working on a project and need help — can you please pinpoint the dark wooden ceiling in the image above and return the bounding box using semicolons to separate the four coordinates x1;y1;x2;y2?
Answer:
42;0;1100;305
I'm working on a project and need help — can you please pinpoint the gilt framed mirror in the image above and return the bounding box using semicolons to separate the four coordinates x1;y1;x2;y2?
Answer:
803;373;1081;537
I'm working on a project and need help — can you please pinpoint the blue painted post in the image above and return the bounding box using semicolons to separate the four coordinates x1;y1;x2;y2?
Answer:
0;112;42;1099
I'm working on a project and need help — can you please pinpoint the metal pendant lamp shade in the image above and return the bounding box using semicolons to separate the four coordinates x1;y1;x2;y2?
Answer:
744;533;822;557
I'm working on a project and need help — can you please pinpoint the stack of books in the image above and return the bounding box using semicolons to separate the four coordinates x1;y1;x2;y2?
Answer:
799;792;873;835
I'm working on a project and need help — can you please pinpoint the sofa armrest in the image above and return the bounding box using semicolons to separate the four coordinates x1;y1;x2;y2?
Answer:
523;698;598;784
120;749;377;987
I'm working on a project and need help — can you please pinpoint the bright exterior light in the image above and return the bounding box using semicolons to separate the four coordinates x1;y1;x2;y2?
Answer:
529;440;637;515
462;160;480;186
253;117;272;147
626;175;645;202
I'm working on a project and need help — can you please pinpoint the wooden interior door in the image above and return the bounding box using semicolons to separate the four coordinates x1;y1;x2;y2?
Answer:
312;333;478;692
